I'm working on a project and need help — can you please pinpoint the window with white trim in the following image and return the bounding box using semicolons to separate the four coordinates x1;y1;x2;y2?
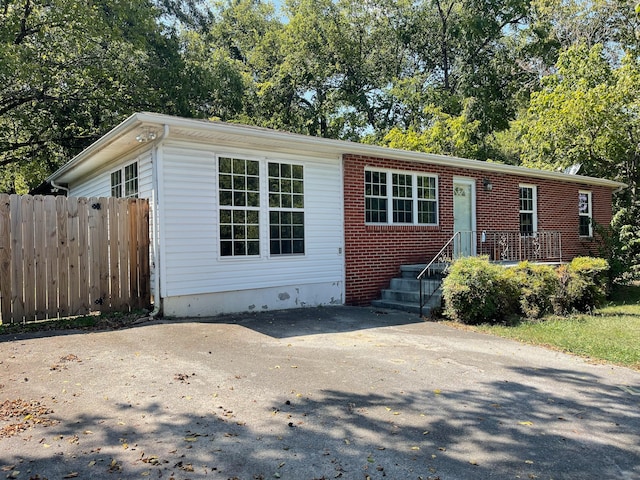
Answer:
110;162;138;198
364;170;387;223
219;157;260;256
579;190;593;237
519;185;537;236
268;162;305;255
365;169;438;225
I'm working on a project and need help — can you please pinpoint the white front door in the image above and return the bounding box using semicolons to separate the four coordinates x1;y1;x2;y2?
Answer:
453;178;476;257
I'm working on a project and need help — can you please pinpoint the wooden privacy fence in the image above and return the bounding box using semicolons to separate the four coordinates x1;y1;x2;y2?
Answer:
0;194;150;325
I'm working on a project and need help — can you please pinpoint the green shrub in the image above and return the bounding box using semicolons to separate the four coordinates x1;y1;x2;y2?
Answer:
570;256;609;310
444;256;609;323
442;256;519;325
552;257;609;314
512;262;559;319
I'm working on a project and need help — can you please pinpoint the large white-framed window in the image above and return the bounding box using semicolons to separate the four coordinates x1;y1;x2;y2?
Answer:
268;162;305;255
579;190;593;237
110;161;138;198
217;157;306;258
519;184;537;236
365;168;438;225
218;157;260;257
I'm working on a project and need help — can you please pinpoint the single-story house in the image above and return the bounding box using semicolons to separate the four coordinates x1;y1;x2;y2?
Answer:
46;112;625;316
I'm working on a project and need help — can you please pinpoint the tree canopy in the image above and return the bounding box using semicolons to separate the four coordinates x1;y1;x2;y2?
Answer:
1;0;639;220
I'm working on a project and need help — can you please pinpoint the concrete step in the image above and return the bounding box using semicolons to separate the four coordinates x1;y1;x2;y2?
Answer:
381;288;421;303
371;298;423;315
400;263;448;279
390;277;442;292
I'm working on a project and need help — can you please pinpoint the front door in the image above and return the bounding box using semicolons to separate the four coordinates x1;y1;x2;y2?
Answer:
453;178;476;257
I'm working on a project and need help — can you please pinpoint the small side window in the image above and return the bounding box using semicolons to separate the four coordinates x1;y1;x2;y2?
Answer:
579;191;593;237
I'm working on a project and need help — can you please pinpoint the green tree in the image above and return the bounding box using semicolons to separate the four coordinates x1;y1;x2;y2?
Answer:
0;0;214;193
514;44;640;280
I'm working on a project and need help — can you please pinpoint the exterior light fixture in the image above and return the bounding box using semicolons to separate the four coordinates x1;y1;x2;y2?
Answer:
483;178;493;192
135;127;158;143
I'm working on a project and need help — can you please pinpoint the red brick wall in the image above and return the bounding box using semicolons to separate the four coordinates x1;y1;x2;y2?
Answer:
343;154;614;305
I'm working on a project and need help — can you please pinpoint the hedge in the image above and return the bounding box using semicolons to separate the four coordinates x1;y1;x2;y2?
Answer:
442;256;609;324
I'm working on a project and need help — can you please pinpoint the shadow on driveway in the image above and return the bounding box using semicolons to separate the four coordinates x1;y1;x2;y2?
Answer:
0;306;638;479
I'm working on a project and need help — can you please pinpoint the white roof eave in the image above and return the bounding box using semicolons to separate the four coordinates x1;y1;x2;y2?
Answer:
47;112;627;190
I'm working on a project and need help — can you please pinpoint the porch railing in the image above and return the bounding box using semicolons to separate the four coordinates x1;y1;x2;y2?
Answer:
417;230;562;317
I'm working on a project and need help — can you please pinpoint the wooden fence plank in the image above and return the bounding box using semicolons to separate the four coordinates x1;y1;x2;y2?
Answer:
10;195;24;323
138;200;150;308
107;197;120;311
44;196;58;318
0;194;11;324
118;199;130;309
88;197;101;309
56;196;69;317
77;197;90;315
96;198;109;311
21;195;35;321
128;200;139;308
33;196;47;320
67;197;81;316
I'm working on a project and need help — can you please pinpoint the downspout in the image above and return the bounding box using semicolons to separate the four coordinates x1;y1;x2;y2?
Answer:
50;180;70;195
149;124;169;319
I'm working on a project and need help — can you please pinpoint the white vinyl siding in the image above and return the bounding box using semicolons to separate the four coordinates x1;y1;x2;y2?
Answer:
69;151;153;200
159;144;343;298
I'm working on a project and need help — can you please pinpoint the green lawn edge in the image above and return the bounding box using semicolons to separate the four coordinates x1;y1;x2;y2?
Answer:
455;284;640;370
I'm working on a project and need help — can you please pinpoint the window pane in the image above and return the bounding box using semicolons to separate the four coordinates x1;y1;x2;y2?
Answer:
220;241;232;256
219;157;231;173
110;171;122;198
579;217;591;236
393;199;412;223
233;158;246;174
219;174;232;190
579;193;590;214
219;190;232;205
520;213;534;235
246;160;259;176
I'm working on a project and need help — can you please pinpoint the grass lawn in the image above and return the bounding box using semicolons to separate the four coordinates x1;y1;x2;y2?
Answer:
469;284;640;370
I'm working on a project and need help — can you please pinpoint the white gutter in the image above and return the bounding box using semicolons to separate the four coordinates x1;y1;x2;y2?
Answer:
49;180;69;194
149;124;169;319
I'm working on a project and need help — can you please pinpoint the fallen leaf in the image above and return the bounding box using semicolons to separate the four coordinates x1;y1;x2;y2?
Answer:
434;389;442;395
411;446;420;451
184;437;198;442
525;460;534;464
88;461;96;467
63;473;78;479
519;421;534;426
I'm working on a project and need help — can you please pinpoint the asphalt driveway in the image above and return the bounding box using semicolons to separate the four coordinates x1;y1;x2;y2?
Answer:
1;306;639;480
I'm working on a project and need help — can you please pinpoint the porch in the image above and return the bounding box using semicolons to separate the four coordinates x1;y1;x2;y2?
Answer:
371;230;563;316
